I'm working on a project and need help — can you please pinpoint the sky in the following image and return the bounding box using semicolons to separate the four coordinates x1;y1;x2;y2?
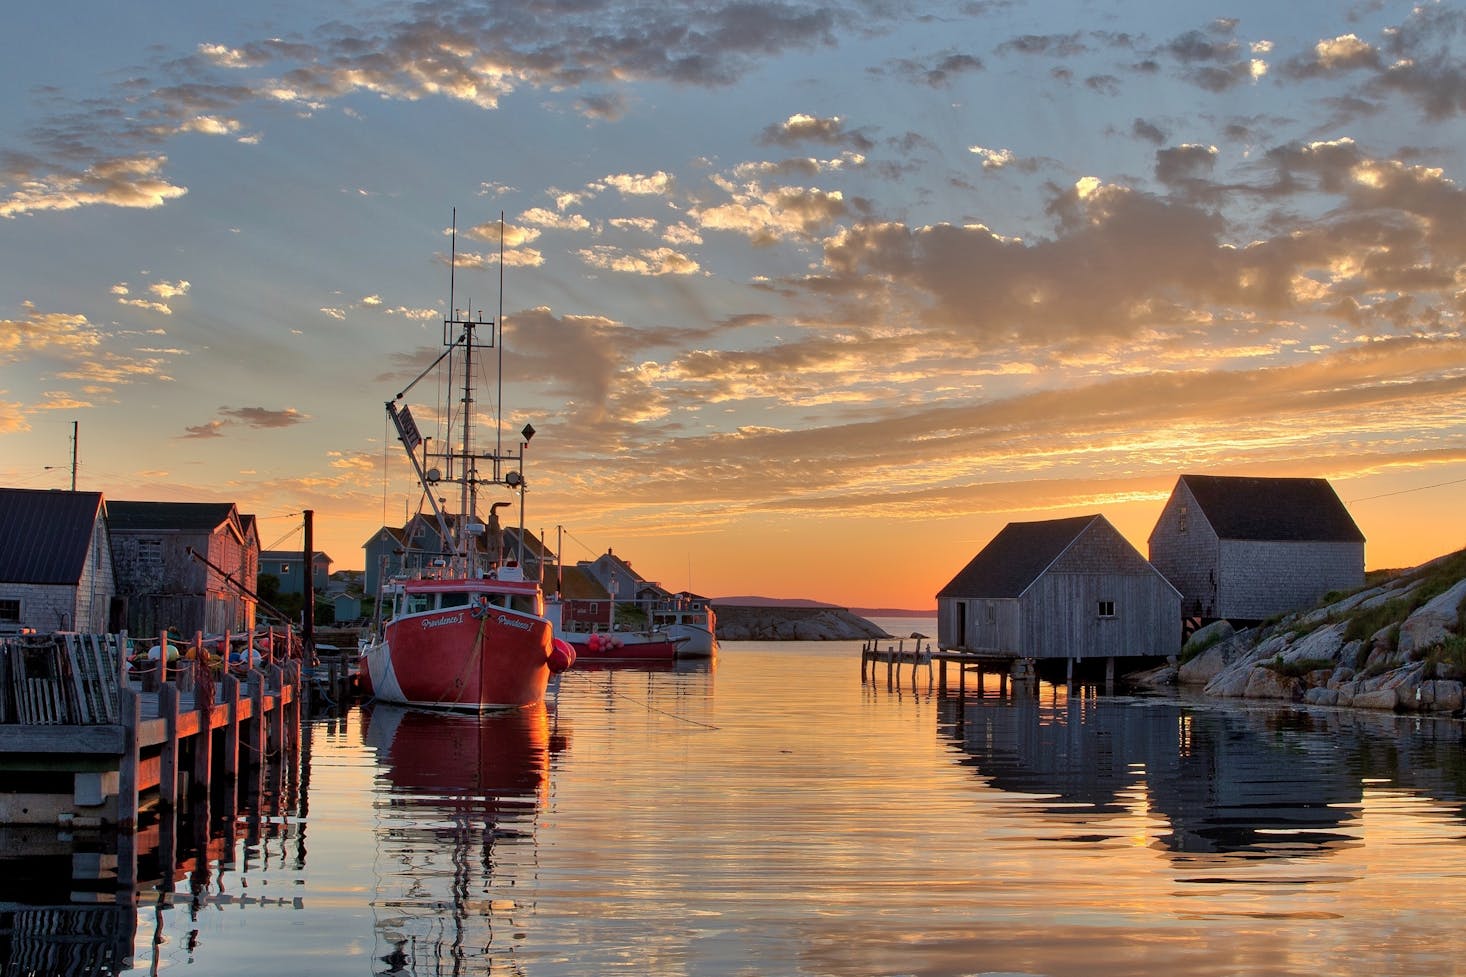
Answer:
3;0;1466;611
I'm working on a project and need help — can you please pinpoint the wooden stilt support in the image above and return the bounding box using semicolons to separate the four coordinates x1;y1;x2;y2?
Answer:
158;684;179;811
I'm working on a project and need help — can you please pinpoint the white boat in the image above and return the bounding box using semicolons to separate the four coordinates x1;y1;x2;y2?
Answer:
648;592;718;657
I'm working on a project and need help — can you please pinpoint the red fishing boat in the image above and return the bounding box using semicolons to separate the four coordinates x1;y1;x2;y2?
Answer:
358;219;573;710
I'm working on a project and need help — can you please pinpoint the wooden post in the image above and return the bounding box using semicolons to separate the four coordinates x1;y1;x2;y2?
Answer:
937;657;946;695
158;683;179;811
193;698;212;800
269;664;285;756
117;687;140;835
248;673;265;764
1105;656;1115;695
1066;656;1074;694
221;673;240;781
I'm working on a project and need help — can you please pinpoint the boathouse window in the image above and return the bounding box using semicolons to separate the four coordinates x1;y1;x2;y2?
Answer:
0;598;19;624
985;602;996;624
1098;600;1116;618
1177;504;1188;533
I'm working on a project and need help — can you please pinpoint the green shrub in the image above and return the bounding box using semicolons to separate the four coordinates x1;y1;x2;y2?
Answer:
1261;656;1335;678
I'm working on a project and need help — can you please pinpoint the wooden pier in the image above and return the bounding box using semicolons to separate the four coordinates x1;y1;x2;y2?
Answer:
0;631;301;838
860;636;1117;695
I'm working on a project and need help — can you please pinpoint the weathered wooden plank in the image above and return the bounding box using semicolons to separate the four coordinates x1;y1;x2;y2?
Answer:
0;724;126;753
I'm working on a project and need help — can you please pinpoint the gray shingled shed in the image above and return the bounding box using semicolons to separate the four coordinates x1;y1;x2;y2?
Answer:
936;514;1181;662
1148;474;1365;622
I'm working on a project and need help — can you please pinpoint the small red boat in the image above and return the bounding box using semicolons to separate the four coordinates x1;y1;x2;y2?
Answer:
559;628;685;662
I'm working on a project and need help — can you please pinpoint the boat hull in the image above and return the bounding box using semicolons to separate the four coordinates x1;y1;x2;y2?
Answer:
362;605;553;710
665;622;717;657
562;631;682;662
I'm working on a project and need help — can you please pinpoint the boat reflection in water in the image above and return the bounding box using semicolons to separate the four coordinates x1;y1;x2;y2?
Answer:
361;701;567;975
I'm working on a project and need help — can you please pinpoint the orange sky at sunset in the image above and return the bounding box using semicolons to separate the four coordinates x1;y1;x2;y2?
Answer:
3;1;1465;610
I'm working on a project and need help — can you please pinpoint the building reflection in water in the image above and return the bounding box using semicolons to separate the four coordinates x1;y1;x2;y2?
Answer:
937;686;1466;859
360;702;568;976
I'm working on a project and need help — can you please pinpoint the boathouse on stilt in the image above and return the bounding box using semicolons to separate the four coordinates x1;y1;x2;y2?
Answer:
935;514;1181;684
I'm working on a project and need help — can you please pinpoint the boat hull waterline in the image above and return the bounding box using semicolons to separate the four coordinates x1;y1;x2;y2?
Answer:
361;602;559;711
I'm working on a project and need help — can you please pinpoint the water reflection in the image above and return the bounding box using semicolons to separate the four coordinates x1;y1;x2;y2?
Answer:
938;686;1466;860
360;703;568;976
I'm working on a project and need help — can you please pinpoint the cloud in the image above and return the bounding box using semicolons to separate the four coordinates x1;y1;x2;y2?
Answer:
888;51;984;87
181;406;308;438
691;180;849;244
760;113;875;152
577;245;700;276
0;154;187;218
599;171;676;197
0;303;104;361
218;406;309;428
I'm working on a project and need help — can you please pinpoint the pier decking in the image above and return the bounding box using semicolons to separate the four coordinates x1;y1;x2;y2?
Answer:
0;632;301;836
860;636;1119;694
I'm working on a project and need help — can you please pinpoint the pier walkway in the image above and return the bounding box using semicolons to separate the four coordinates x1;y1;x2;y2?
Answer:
0;631;301;842
860;636;1119;695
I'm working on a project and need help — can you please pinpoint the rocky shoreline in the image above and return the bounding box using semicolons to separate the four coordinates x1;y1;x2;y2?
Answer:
713;604;888;641
1133;549;1466;715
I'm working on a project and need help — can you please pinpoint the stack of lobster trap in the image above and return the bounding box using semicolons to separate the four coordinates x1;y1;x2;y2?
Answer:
0;632;124;726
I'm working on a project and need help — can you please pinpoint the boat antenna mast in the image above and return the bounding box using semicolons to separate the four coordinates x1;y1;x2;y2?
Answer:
385;212;534;576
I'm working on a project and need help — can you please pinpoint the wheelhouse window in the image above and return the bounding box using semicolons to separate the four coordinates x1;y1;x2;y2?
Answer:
1098;600;1116;618
0;598;20;624
440;592;470;607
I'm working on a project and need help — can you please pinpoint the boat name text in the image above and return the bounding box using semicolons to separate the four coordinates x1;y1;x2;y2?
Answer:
498;614;533;632
422;613;465;630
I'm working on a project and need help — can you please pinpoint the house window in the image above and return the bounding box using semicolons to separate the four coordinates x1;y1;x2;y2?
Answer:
279;563;290;574
1178;504;1189;533
1098;600;1116;618
985;602;996;623
139;538;162;570
0;598;19;623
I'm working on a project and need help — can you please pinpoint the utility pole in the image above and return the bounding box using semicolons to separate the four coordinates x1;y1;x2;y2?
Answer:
303;509;316;662
70;420;78;491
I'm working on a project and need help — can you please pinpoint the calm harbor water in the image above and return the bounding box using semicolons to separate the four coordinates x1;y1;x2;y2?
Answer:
8;620;1466;976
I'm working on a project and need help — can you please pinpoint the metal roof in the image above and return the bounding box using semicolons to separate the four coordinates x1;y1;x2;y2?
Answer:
108;500;240;535
1179;474;1365;543
0;488;105;585
937;514;1104;599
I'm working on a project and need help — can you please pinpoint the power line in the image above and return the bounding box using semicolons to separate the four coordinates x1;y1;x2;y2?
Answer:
1348;475;1466;503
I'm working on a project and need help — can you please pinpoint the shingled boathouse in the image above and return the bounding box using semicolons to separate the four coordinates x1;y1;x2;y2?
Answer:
936;514;1181;671
1147;474;1365;625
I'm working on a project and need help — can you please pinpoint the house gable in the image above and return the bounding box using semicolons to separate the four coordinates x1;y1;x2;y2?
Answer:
0;488;106;585
936;514;1101;599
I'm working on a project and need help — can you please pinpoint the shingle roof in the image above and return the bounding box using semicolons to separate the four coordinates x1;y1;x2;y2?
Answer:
555;565;610;600
1180;475;1365;543
0;488;105;585
937;514;1102;599
109;500;239;534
